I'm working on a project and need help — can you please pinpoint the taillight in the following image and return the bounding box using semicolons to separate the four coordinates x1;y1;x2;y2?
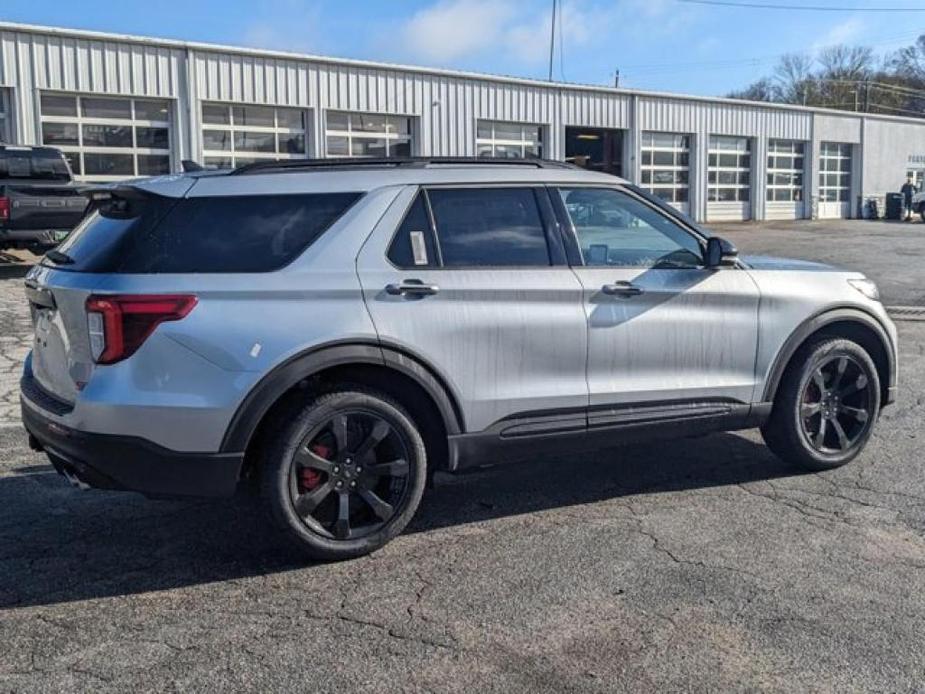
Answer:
0;196;9;222
85;294;197;364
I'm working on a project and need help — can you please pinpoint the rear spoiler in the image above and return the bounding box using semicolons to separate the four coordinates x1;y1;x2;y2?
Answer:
78;174;196;202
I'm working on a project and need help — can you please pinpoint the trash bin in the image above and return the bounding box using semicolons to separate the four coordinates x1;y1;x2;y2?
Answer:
885;192;904;220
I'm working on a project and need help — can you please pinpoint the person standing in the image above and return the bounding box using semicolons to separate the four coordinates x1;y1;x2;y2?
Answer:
901;176;917;221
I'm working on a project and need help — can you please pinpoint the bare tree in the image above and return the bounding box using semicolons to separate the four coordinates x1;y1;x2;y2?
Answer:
727;78;775;102
774;53;815;104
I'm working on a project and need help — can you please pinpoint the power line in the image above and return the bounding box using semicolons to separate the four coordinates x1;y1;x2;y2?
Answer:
678;0;925;11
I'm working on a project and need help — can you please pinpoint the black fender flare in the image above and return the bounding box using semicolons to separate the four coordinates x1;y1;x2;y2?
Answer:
220;341;464;453
761;307;896;404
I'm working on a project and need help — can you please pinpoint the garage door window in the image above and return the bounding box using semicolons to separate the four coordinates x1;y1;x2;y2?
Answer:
819;142;852;202
707;136;750;202
326;111;412;158
202;103;309;168
476;121;544;159
767;139;805;202
39;93;171;181
640;132;690;204
0;89;10;143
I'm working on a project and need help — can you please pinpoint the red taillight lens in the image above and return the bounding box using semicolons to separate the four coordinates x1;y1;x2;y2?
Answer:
0;196;10;222
85;294;197;364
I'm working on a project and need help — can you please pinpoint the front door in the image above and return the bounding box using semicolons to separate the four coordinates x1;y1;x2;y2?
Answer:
552;185;761;417
357;185;589;433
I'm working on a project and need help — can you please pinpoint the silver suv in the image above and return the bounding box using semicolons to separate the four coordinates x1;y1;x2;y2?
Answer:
21;158;898;559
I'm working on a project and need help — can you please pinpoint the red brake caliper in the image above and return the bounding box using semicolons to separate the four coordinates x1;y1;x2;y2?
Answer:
300;443;331;491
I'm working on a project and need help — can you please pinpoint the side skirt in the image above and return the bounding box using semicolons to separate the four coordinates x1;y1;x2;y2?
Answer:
447;401;773;471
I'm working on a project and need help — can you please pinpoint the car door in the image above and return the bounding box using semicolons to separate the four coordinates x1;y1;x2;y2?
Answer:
357;184;589;434
552;185;761;422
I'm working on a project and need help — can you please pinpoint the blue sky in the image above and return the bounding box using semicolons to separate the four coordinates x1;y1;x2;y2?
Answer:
2;0;924;96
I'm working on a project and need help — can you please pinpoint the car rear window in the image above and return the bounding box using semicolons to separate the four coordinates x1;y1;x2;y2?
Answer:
0;148;71;181
49;192;362;273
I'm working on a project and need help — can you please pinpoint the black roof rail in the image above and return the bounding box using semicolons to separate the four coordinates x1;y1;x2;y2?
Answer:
229;156;576;175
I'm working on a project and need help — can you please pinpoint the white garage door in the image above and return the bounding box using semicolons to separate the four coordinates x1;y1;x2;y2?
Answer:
0;89;11;143
39;93;172;181
766;139;807;220
641;132;691;216
818;142;852;219
707;135;751;221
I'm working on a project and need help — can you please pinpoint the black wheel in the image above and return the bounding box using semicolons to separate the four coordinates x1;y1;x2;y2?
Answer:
919;205;925;223
261;388;427;560
762;338;880;471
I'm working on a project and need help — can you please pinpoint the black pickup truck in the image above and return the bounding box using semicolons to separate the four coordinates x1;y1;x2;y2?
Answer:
0;145;87;253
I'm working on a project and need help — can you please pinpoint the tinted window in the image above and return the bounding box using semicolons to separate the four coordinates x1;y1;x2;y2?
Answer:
558;188;702;268
51;193;360;273
388;194;438;268
0;148;71;180
427;188;550;267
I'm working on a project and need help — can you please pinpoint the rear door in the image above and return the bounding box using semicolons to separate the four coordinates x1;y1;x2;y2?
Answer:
357;185;589;433
552;185;760;418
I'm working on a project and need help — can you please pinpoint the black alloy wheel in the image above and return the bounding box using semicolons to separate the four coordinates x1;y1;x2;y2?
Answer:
262;388;427;560
289;410;411;541
797;355;874;455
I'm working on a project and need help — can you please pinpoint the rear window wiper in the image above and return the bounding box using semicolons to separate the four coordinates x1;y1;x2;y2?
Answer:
45;250;74;265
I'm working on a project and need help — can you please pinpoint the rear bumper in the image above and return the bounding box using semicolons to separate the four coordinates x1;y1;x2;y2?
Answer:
21;398;244;499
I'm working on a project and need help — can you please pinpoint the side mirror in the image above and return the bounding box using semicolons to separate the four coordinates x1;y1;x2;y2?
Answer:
706;236;738;268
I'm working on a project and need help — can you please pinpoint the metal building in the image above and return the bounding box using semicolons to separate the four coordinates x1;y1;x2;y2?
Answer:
2;20;925;222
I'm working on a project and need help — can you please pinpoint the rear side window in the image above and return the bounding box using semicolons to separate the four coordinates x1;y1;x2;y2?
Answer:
387;193;439;268
427;188;550;267
0;148;71;181
51;192;361;273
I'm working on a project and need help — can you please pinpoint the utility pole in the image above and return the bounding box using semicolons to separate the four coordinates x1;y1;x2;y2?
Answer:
548;0;557;82
614;70;620;88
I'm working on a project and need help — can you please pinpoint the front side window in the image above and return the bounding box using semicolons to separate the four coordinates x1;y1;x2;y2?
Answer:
557;187;702;268
39;93;172;180
201;103;309;169
427;188;550;267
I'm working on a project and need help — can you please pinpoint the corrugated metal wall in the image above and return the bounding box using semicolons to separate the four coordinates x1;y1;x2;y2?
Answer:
3;22;925;220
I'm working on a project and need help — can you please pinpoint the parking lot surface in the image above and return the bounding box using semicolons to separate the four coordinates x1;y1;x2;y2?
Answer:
715;218;925;307
2;227;925;692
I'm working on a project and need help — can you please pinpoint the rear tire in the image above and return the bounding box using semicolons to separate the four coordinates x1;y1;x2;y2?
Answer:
761;338;880;471
260;387;427;561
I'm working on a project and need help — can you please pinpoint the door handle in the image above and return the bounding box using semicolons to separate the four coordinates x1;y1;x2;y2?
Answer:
385;280;440;297
601;281;644;298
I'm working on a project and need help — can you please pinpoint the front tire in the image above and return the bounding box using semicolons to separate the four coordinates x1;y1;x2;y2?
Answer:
260;388;427;560
762;338;880;471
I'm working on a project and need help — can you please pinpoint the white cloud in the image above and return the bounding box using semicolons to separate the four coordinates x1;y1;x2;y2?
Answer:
811;16;863;53
399;0;516;63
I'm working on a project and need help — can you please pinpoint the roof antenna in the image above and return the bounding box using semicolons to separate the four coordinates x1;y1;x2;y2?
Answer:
181;159;205;172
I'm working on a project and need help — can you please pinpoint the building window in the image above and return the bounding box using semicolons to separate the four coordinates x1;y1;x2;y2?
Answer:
707;135;751;203
325;111;412;158
476;121;543;159
0;89;11;143
767;139;805;202
640;132;690;204
39;93;172;181
819;142;852;203
201;103;308;168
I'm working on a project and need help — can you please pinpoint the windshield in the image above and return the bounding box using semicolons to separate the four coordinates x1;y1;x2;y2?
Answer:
0;148;72;181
